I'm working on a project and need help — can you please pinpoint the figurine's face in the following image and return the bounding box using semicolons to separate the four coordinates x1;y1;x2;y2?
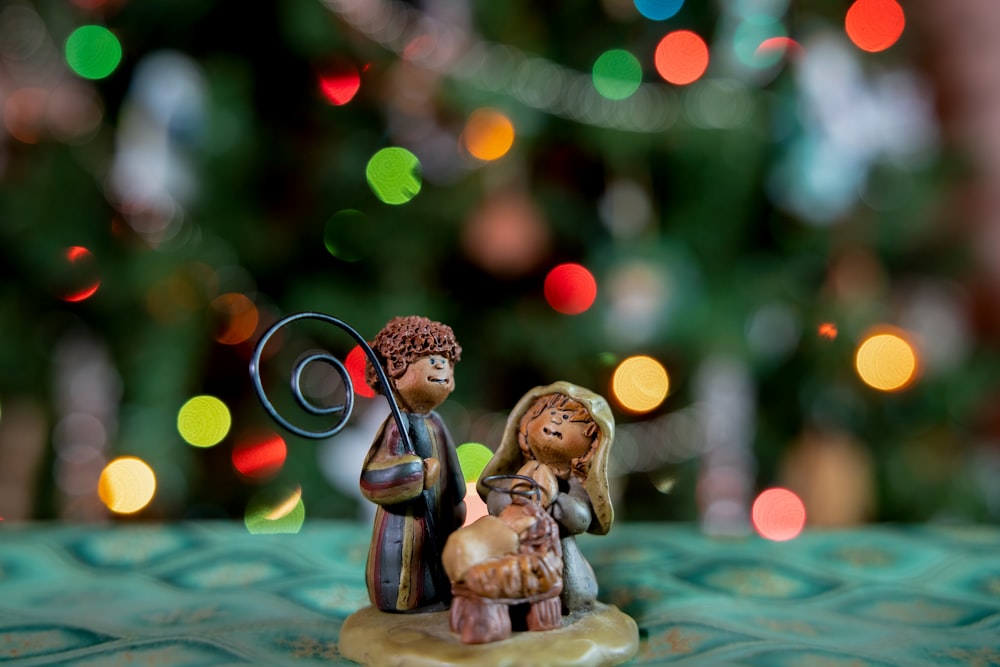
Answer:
393;355;454;414
523;400;593;474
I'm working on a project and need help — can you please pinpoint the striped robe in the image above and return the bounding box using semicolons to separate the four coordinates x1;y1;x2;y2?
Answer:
360;411;466;612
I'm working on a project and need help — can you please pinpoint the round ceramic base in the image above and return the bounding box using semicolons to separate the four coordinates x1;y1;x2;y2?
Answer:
338;602;638;667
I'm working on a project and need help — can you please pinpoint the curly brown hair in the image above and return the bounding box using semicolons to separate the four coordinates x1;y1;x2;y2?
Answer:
365;316;462;395
518;393;599;479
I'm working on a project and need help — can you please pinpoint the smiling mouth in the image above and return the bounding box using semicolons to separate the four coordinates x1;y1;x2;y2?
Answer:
428;377;449;384
543;427;563;439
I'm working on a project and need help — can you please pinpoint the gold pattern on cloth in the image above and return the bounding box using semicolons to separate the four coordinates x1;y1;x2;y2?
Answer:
868;599;968;625
834;547;893;568
144;606;224;626
937;647;1000;667
704;566;801;597
640;627;708;660
757;618;819;637
278;635;341;660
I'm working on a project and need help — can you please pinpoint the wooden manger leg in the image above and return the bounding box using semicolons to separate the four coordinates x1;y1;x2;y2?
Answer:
526;596;561;632
450;595;512;644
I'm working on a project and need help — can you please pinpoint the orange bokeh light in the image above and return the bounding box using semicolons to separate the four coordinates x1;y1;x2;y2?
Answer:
212;293;259;345
817;322;838;340
845;0;905;53
462;108;515;161
752;488;806;542
654;30;710;86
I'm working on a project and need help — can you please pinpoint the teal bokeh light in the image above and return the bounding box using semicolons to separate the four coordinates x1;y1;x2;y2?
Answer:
634;0;685;21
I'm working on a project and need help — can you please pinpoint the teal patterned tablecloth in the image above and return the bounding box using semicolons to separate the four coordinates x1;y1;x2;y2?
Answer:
1;522;998;666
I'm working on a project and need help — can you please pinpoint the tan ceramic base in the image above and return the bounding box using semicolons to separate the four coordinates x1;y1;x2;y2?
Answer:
338;602;638;667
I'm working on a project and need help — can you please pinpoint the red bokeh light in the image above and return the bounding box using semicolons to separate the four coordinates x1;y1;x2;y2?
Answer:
654;30;710;86
544;263;598;315
319;64;362;106
62;246;100;302
845;0;905;53
232;433;287;480
752;488;807;542
345;344;376;398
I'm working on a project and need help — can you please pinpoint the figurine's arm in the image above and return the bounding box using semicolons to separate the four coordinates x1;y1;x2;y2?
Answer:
551;476;592;535
359;418;424;506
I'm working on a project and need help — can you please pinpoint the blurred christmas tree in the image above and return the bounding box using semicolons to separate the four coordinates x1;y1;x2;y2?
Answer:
1;0;997;529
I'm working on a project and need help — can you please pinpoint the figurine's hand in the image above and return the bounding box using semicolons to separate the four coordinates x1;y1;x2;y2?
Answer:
423;457;441;489
551;484;592;534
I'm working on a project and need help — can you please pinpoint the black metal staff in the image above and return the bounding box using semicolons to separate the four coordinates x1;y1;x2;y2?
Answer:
249;311;412;449
249;312;447;598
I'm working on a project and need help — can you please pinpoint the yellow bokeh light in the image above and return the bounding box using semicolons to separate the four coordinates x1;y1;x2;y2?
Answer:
854;329;918;392
462;108;515;161
611;355;670;413
177;395;231;448
98;457;156;514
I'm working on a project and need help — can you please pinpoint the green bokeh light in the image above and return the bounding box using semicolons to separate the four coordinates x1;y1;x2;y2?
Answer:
456;442;494;483
366;147;422;205
324;209;372;262
65;25;122;80
244;489;306;535
592;49;643;101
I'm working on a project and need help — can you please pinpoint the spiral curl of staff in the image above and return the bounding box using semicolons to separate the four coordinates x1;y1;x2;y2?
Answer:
249;312;413;451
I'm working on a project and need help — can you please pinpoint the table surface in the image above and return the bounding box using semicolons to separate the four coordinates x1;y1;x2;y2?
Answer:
1;521;998;666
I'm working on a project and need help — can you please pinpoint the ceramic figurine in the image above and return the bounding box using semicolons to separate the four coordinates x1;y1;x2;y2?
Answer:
443;474;563;644
477;381;615;615
359;315;466;613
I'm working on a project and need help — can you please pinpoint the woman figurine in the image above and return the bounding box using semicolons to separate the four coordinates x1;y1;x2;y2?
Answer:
477;381;615;614
360;316;466;613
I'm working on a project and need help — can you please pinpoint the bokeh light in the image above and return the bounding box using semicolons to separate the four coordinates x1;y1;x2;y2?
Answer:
655;30;709;85
98;457;156;515
456;442;493;483
366;147;422;205
345;344;376;398
319;63;361;105
65;25;122;80
245;486;306;534
212;293;259;345
178;395;232;448
733;19;788;68
457;442;493;526
855;329;918;392
752;488;806;541
4;87;47;144
634;0;684;21
323;209;371;262
544;263;598;315
232;433;287;480
818;322;838;340
611;355;670;413
845;0;905;53
592;49;643;100
464;482;489;526
462;108;515;161
756;36;803;62
62;245;101;302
